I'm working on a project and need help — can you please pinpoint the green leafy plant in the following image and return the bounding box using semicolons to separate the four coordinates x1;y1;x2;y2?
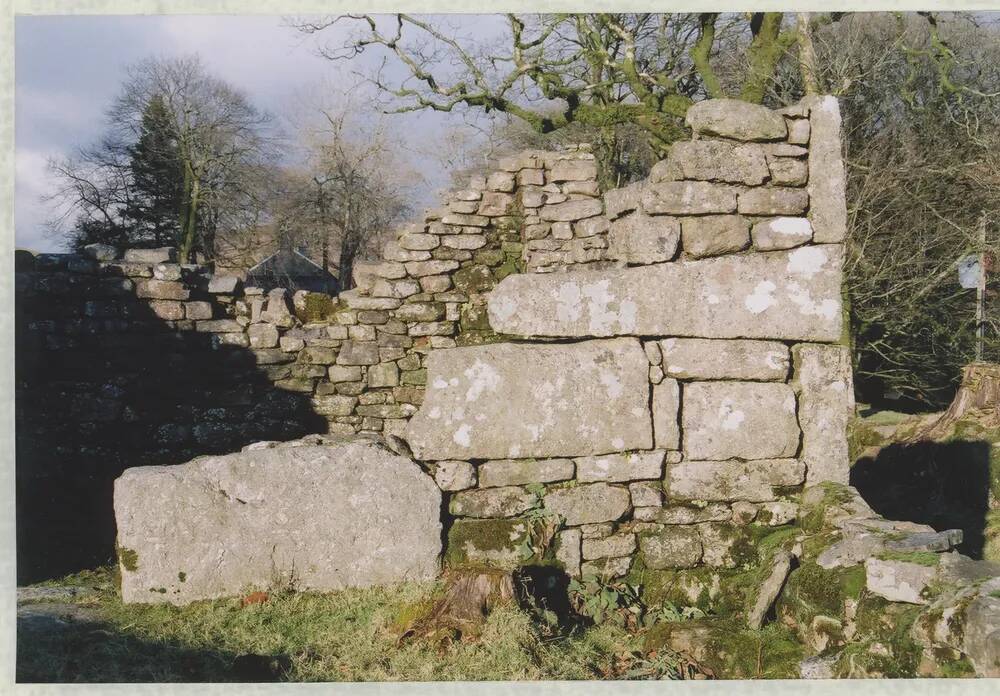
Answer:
568;574;645;628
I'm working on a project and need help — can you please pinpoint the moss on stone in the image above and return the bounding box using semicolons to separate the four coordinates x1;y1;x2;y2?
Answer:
938;654;976;678
847;419;887;462
833;602;923;678
776;560;865;633
452;265;495;294
178;571;187;583
874;550;942;567
297;293;339;323
444;517;558;570
644;618;804;678
116;545;138;572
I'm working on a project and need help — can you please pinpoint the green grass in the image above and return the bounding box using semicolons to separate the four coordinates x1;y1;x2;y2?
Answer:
19;567;670;682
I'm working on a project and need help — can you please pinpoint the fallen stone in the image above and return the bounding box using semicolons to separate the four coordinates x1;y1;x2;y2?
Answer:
885;530;963;554
487;246;844;342
963;595;1000;677
682;381;799;461
685;98;787;141
748;550;793;629
114;439;442;604
665;459;805;502
864;557;937;604
816;533;887;569
544;483;631;526
405;338;652;460
660;338;789;381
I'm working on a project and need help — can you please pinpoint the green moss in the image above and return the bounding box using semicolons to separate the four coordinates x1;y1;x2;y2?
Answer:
116;545;138;573
444;518;559;570
297;293;339;323
452;265;495;294
938;654;976;678
848;419;887;462
874;551;942;567
799;482;857;534
644;618;804;679
459;303;491;332
833;603;923;678
178;572;186;583
776;561;866;631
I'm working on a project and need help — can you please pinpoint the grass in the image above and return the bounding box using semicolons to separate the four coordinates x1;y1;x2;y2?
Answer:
18;566;673;683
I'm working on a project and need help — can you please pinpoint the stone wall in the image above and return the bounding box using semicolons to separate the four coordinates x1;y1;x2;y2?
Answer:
403;95;855;579
18;95;852;585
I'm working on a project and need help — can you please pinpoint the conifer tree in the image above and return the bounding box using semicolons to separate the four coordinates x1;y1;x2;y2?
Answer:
124;94;184;247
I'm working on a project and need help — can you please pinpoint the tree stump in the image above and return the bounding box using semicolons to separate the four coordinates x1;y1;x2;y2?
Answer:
911;363;1000;440
398;569;515;645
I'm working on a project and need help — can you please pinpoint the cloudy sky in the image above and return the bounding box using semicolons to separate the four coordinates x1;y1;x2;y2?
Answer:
14;14;501;252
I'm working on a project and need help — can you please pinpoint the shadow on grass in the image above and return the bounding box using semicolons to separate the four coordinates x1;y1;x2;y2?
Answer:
17;605;290;683
851;440;992;558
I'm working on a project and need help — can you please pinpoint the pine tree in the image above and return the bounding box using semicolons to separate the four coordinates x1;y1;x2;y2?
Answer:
124;94;184;247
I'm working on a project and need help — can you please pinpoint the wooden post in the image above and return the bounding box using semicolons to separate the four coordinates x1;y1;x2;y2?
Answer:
977;215;987;363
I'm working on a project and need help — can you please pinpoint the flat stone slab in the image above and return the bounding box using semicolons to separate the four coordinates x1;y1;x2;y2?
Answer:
405;338;652;460
660;338;789;381
114;438;442;605
487;246;843;341
682;381;800;461
665;458;805;502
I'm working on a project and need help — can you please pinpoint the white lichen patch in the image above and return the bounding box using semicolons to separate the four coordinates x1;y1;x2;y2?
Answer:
786;246;828;278
765;351;787;370
464;360;501;402
600;371;623;399
453;424;472;447
718;399;746;430
786;281;839;320
491;295;519;323
612;437;626;450
553;282;583;322
745;280;777;314
770;216;812;238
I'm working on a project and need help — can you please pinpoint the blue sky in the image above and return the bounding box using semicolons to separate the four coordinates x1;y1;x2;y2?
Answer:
14;14;501;252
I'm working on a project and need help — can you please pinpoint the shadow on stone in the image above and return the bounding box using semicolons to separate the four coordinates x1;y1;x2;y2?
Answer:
850;440;991;558
15;267;327;584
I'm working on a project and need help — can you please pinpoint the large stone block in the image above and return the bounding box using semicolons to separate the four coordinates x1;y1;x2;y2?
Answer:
685;99;787;142
487;246;844;342
574;451;665;483
805;95;848;243
405;338;652;460
665;140;769;185
664;458;805;502
682;382;799;460
639;528;703;569
642;181;737;215
660;338;789;381
680;215;750;258
113;439;441;605
793;343;853;485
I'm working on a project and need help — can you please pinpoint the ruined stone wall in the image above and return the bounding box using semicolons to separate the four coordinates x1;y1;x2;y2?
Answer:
402;96;855;579
17;95;852;585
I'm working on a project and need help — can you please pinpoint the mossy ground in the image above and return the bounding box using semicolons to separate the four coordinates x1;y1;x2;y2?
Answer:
18;566;682;682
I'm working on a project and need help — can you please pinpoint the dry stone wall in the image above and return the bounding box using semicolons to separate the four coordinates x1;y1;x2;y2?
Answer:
19;95;853;588
403;95;855;579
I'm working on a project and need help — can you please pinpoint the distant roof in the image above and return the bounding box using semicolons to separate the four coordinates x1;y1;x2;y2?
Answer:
246;247;339;294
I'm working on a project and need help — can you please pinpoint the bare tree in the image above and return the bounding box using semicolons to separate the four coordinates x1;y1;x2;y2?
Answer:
48;55;278;262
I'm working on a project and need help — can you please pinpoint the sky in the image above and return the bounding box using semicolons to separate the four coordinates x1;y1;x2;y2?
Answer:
14;14;501;253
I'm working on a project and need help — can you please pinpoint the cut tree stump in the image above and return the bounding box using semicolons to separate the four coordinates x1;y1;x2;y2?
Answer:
910;363;1000;441
399;569;515;644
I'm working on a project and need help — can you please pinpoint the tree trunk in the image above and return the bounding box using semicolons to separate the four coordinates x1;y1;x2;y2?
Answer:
911;363;1000;440
797;13;821;95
